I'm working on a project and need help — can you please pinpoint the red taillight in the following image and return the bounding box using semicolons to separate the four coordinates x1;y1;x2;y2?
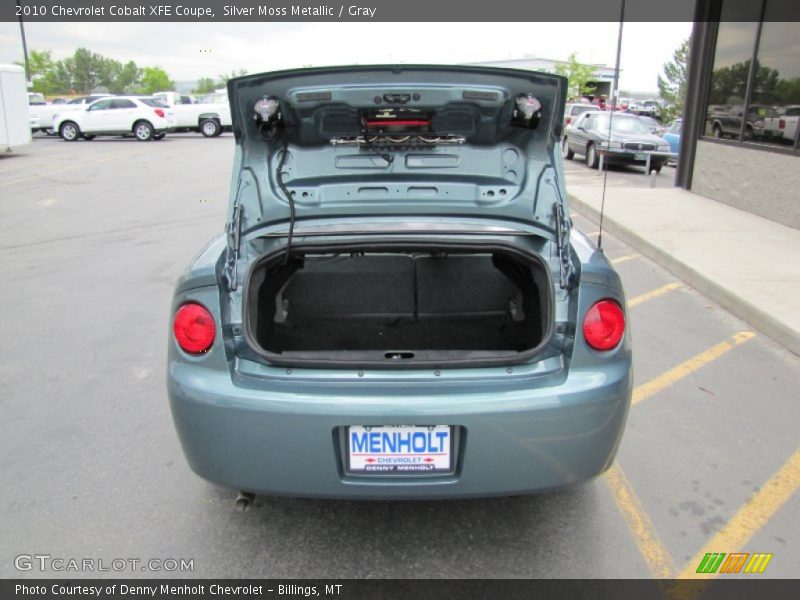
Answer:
779;119;785;129
566;117;572;125
154;108;165;118
173;303;215;354
583;299;625;351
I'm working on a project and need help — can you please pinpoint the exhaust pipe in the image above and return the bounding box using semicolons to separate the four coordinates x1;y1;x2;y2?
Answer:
235;491;255;512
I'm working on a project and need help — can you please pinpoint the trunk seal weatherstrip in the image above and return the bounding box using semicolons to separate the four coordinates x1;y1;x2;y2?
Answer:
240;237;555;369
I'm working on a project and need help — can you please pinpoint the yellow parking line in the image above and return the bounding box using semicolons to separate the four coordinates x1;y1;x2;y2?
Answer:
677;448;800;579
605;463;677;579
612;254;640;265
632;331;756;406
628;283;683;308
586;231;601;237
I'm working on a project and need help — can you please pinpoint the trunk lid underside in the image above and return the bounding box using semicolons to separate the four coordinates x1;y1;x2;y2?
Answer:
226;65;568;233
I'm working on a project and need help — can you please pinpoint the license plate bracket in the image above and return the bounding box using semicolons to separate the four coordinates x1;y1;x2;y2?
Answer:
345;425;455;475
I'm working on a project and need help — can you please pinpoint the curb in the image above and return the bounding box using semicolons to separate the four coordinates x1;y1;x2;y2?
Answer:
569;193;800;358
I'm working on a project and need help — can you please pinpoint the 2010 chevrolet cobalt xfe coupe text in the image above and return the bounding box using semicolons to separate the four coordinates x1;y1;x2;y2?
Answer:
167;66;632;501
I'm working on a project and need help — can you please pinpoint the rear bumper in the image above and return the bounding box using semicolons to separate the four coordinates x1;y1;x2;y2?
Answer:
168;358;632;499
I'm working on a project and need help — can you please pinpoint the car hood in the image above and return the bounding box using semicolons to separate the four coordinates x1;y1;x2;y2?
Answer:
226;65;569;237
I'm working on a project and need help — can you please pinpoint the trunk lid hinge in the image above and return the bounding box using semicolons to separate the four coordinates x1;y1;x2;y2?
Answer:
553;201;577;290
224;180;249;291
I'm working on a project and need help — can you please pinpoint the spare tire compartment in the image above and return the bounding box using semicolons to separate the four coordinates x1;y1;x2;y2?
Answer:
242;241;554;368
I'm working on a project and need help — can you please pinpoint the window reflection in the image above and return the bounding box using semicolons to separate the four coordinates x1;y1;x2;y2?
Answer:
750;17;800;148
703;0;800;150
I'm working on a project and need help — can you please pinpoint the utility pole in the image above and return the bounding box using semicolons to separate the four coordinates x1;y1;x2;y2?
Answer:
17;0;31;86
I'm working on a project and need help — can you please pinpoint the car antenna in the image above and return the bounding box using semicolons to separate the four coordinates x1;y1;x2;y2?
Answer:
598;0;626;250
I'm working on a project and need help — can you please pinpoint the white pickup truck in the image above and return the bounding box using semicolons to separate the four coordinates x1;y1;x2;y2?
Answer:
153;90;231;137
763;105;800;144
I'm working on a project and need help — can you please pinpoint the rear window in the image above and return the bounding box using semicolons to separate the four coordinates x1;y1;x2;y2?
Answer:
571;105;593;116
140;98;167;108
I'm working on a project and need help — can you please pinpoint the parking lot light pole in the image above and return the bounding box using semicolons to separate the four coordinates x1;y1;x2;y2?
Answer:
16;0;31;85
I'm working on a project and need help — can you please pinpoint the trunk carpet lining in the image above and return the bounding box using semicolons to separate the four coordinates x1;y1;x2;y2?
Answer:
253;253;543;354
268;315;533;352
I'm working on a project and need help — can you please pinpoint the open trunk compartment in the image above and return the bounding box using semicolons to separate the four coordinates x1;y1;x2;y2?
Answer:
243;242;553;368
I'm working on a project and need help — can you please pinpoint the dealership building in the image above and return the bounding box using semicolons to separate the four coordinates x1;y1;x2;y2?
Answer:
678;0;800;228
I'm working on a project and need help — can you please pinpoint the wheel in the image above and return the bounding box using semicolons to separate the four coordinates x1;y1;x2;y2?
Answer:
82;134;95;140
562;137;574;160
45;128;56;136
712;123;723;139
59;121;80;141
134;121;154;141
200;118;221;137
651;164;663;174
586;143;599;169
153;133;165;140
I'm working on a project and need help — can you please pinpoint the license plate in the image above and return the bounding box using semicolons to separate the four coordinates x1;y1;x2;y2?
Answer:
346;425;453;474
635;153;647;160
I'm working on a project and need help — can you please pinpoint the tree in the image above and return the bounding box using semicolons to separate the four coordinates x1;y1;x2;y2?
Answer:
658;38;690;122
139;66;174;94
70;48;105;94
554;53;596;100
215;68;248;89
193;69;247;95
16;50;56;93
193;77;217;94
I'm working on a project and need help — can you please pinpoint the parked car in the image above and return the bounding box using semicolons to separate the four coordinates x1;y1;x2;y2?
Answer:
66;94;113;106
637;115;666;136
53;96;175;141
166;66;632;503
763;105;800;144
30;94;114;135
562;111;671;172
27;92;46;105
707;104;773;140
563;102;597;128
662;118;682;163
636;100;661;117
153;90;231;137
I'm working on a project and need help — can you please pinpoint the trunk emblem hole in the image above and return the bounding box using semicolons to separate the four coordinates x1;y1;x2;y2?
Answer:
385;352;415;360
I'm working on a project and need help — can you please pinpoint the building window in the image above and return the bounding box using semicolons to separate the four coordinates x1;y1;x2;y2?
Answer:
702;0;800;151
749;17;800;149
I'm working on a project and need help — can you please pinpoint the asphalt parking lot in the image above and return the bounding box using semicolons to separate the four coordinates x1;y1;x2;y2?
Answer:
1;134;798;580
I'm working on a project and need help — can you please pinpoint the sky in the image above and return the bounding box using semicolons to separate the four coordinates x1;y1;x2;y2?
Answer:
0;21;692;93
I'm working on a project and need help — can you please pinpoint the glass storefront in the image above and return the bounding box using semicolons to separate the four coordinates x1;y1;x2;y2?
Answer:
703;0;800;151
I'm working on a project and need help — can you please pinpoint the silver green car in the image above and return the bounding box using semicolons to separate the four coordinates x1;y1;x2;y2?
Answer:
167;66;632;501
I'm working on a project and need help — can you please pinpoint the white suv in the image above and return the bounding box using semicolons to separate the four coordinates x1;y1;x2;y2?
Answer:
53;96;175;142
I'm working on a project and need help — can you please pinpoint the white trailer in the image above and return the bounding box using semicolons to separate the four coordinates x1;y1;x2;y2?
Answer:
0;64;32;151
